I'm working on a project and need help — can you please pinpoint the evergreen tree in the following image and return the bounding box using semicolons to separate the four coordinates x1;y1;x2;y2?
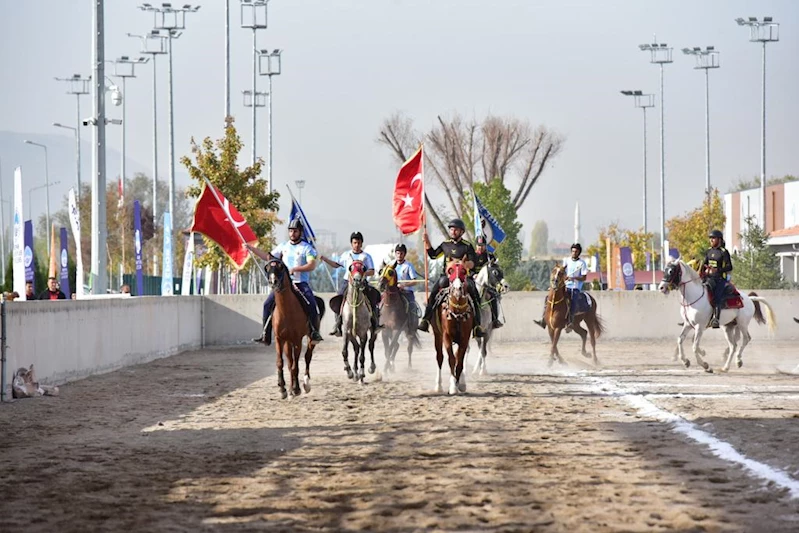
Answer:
732;216;785;289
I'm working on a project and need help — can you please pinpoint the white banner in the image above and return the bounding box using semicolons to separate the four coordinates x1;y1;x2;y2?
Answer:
68;188;84;298
12;168;25;300
161;212;173;295
180;233;194;295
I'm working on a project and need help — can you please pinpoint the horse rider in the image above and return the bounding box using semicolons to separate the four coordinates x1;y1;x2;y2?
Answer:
701;229;733;329
247;217;324;344
418;218;484;337
533;243;587;332
320;231;382;336
473;234;504;330
392;243;420;313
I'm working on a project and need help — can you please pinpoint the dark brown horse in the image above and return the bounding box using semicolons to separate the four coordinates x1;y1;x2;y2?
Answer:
377;262;421;373
266;259;325;398
543;264;604;367
431;260;473;394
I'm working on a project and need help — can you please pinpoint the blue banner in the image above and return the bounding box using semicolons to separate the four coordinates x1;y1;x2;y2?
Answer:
289;196;316;244
161;212;173;295
473;193;506;253
59;228;71;299
669;248;679;261
133;200;144;296
619;246;636;290
24;220;34;290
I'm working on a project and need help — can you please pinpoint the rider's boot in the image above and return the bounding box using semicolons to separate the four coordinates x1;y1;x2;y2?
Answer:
309;321;324;343
533;303;547;329
472;302;485;338
710;306;721;329
329;313;343;337
372;307;384;330
252;316;269;344
490;299;503;329
418;302;434;332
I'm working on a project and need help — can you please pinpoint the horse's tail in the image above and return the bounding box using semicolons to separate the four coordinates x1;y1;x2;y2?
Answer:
748;292;777;335
588;293;605;339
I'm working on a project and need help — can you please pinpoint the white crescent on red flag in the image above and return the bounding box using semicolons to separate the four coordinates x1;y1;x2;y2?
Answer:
392;146;424;235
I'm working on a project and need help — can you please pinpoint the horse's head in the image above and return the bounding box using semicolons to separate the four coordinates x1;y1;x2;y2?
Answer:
659;258;683;294
378;261;398;292
348;260;367;284
447;260;467;286
265;259;289;290
550;264;566;291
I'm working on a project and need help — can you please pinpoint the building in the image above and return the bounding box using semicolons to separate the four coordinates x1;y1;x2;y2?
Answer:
724;181;799;282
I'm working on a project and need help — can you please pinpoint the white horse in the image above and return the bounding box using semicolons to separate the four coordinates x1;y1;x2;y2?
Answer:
471;260;509;376
658;257;777;373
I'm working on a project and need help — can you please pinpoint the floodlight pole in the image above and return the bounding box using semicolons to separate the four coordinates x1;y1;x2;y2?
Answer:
55;75;90;202
258;48;282;194
621;91;655;234
241;0;269;167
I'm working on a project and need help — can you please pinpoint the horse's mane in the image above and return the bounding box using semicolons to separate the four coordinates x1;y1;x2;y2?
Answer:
669;257;701;283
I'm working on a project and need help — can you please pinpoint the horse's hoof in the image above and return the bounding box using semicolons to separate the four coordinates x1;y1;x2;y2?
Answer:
303;376;311;393
346;369;354;380
581;351;590;358
720;367;730;373
280;389;288;400
369;363;376;374
458;381;467;393
683;360;691;369
547;359;555;369
737;360;743;368
704;367;714;374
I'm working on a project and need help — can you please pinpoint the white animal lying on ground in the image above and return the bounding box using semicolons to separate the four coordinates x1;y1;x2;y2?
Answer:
12;365;59;399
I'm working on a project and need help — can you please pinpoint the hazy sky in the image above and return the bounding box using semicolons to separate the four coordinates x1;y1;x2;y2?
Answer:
1;0;797;250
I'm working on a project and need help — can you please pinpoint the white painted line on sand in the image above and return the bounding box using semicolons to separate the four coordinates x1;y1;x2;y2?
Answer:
585;376;799;499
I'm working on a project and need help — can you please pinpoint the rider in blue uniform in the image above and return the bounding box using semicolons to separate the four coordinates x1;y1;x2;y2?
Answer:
392;243;419;312
248;218;324;344
702;229;733;329
533;243;587;331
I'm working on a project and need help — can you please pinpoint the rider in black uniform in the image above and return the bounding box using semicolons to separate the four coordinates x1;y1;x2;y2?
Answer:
702;229;733;329
473;235;504;329
418;219;484;337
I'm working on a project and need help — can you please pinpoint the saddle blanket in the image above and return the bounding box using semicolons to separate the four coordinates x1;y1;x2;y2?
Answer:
708;283;744;309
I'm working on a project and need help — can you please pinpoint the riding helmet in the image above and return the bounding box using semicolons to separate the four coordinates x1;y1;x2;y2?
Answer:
447;218;466;231
476;234;487;245
288;217;304;230
708;229;723;239
395;243;407;253
350;231;364;242
571;243;582;252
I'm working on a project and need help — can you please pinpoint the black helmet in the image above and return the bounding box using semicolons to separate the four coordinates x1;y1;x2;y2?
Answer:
288;217;304;230
350;231;364;242
709;229;723;239
394;243;407;253
447;219;466;231
476;234;487;245
571;243;582;252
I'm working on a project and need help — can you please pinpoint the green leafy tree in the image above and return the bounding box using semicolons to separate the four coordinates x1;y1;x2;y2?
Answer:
586;223;656;272
181;117;280;270
463;179;523;272
732;215;785;289
665;189;725;265
529;220;549;257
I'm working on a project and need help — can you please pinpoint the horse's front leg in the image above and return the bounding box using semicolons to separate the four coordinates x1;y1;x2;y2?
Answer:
290;344;302;396
276;340;288;399
434;331;444;393
676;323;692;368
367;328;377;375
549;326;565;367
721;324;737;373
358;334;367;383
381;329;392;374
303;345;313;393
446;331;459;395
342;330;353;380
456;334;468;393
691;327;711;373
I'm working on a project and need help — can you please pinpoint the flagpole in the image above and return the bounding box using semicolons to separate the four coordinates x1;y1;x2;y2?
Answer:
421;144;429;300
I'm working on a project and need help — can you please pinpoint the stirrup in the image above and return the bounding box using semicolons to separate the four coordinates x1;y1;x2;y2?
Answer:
533;319;546;329
418;319;430;332
491;319;503;329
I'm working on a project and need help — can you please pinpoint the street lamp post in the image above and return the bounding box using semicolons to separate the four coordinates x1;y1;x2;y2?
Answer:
29;182;61;221
620;91;655;234
295;179;305;205
241;0;269;167
682;46;720;202
639;38;673;269
54;74;90;201
23;141;51;257
242;90;267;159
258;48;282;194
736;16;780;231
128;30;168;233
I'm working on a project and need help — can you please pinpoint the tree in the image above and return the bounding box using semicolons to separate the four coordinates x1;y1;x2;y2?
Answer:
181;117;280;271
731;215;785;289
529;220;549;257
377;111;563;235
462;180;523;272
585;223;656;272
665;189;725;265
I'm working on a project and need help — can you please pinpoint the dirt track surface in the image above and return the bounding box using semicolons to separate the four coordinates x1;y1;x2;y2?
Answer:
1;337;799;532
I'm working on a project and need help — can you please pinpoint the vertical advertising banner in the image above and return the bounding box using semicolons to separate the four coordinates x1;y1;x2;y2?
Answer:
181;233;195;295
68;189;84;298
24;220;34;290
12;168;25;299
59;228;71;299
161;212;173;295
619;246;636;290
133;200;144;295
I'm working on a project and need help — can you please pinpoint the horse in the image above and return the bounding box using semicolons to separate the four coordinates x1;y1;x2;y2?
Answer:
377;262;421;373
265;259;325;399
333;260;377;384
431;260;472;394
471;259;509;376
658;257;777;373
542;264;604;367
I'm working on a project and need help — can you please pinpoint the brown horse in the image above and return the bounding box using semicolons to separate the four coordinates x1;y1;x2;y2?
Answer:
543;264;604;367
377;262;421;373
432;260;473;394
266;259;325;398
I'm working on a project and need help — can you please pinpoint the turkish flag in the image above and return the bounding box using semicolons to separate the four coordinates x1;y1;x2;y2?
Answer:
190;182;258;269
393;146;424;235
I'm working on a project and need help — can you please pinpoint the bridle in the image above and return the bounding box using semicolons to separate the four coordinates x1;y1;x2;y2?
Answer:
266;260;290;293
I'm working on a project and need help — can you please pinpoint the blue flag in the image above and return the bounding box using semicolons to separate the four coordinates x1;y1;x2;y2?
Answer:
289;193;316;244
24;220;35;290
473;193;506;253
59;228;71;299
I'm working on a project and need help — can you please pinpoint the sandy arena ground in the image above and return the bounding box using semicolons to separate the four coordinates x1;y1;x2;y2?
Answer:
1;335;799;532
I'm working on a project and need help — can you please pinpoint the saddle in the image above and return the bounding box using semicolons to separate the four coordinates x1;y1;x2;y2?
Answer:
435;286;474;319
330;284;380;315
566;291;591;315
264;291;325;345
707;282;743;309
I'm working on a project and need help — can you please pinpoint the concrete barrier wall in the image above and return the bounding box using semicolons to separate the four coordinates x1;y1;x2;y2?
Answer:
4;290;798;390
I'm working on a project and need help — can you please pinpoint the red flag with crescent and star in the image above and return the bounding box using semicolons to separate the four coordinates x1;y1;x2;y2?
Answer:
393;146;424;235
190;181;258;269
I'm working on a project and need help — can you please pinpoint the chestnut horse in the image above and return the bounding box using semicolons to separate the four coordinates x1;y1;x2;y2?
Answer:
266;259;325;399
432;260;472;394
377;261;421;373
542;264;604;367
